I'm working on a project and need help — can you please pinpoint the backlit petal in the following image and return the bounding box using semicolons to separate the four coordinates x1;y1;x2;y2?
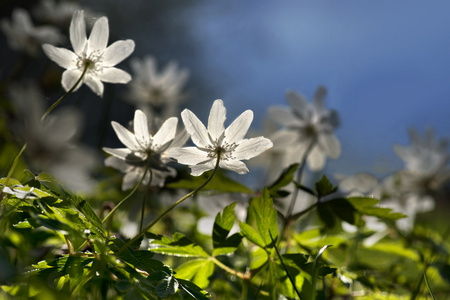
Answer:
219;160;249;174
153;117;178;151
97;67;131;83
84;75;104;96
207;99;226;141
87;16;108;54
168;147;208;165
102;40;135;66
42;44;77;69
133;110;150;149
69;10;86;55
224;110;253;144
234;137;273;160
181;109;209;147
111;121;140;151
61;69;83;92
318;133;341;159
268;107;302;127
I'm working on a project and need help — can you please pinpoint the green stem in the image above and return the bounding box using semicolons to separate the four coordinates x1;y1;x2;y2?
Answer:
3;143;27;187
41;64;88;121
139;169;153;232
285;139;315;219
210;256;248;280
117;155;221;255
102;159;151;225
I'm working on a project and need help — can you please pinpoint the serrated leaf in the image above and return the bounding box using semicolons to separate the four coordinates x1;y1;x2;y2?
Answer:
315;175;338;197
239;221;266;248
268;163;299;196
176;259;214;289
346;197;406;220
13;220;32;228
212;233;242;256
250;247;269;270
213;202;236;248
251;188;278;247
149;233;209;257
167;170;253;194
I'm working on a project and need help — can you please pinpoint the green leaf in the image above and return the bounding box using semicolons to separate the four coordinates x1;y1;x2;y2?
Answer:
176;259;214;289
167;170;253;194
251;188;278;247
239;221;266;248
347;197;406;220
268;163;299;197
212;233;242;256
155;273;179;298
177;278;211;299
149;233;209;257
213;202;236;248
315;175;338;197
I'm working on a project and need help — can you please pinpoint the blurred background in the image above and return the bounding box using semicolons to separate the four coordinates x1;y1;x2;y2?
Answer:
1;0;450;179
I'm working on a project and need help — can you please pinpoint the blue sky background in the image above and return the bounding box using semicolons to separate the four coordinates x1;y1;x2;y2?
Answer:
4;0;447;178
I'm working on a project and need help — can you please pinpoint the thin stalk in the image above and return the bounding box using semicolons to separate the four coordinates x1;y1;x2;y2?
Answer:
210;256;248;280
3;143;27;187
139;169;153;232
285;139;315;219
102;159;151;225
117;155;221;255
41;64;88;121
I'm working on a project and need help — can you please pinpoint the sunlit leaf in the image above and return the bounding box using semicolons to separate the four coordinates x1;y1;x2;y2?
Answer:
149;232;209;257
315;175;338;197
176;259;214;289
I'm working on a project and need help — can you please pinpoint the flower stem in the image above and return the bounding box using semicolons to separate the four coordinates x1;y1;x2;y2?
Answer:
41;64;88;121
210;256;249;280
117;155;221;255
3;143;27;187
102;159;151;225
285;139;315;219
139;169;153;232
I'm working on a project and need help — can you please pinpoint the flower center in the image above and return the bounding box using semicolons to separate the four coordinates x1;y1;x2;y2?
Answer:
77;50;103;74
200;132;238;161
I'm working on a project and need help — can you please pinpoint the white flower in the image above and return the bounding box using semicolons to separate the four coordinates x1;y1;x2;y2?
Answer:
42;10;135;97
125;55;189;115
269;86;340;171
394;128;449;181
10;82;98;193
168;99;273;176
103;110;185;190
1;8;64;56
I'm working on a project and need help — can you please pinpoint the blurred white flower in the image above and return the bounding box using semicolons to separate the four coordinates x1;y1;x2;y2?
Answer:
1;8;64;56
33;0;95;27
394;128;449;191
42;10;135;97
125;56;189;116
10;82;98;193
168;99;273;176
269;86;340;171
103;110;187;190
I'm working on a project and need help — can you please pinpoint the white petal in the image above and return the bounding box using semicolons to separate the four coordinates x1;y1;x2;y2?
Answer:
307;145;326;171
84;74;104;96
153;117;178;151
111;121;141;151
234;137;273;160
318;133;341;159
133;110;151;149
87;16;108;55
190;163;215;176
286;90;308;116
69;10;86;55
168;147;209;165
97;67;131;83
219;160;249;174
181;109;210;147
104;156;131;172
224;110;253;144
42;44;77;69
102;40;135;67
207;99;226;141
13;9;33;31
61;69;83;92
103;147;136;160
312;86;327;113
122;169;142;191
268;107;302;127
